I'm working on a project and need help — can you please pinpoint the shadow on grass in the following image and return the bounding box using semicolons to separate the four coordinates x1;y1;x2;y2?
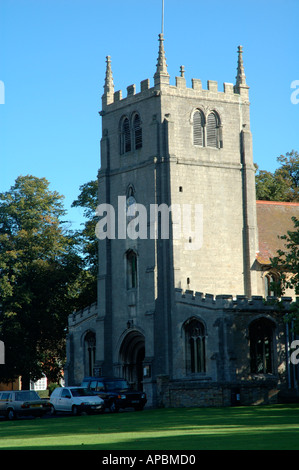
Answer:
1;427;299;450
1;405;299;450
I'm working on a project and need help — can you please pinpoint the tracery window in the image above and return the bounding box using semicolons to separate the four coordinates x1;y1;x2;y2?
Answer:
249;318;275;374
120;114;142;154
184;318;206;374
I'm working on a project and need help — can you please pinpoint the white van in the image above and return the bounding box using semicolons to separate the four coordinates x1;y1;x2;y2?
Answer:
50;386;105;416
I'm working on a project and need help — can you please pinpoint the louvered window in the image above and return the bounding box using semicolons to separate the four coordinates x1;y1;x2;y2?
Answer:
121;117;131;154
193;110;204;146
206;112;218;148
134;114;142;150
124;118;131;152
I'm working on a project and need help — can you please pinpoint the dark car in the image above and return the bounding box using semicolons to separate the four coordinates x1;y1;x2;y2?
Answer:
81;377;147;412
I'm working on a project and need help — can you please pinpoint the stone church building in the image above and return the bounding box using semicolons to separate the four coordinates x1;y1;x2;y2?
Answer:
65;33;299;407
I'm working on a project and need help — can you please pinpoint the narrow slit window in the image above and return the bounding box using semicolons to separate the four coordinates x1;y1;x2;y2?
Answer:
127;251;137;289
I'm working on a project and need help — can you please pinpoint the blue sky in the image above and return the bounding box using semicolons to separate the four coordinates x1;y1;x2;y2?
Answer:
0;0;298;230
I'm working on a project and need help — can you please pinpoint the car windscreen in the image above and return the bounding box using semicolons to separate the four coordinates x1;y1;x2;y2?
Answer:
105;380;130;390
90;381;105;391
70;388;94;397
15;391;40;401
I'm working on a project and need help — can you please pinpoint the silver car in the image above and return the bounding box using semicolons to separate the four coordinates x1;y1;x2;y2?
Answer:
0;390;50;420
50;386;105;415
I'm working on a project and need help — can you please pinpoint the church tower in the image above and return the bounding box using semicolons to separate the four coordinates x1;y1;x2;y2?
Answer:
94;33;259;403
66;24;297;408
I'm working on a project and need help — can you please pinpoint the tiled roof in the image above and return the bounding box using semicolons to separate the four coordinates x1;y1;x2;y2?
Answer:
256;200;299;265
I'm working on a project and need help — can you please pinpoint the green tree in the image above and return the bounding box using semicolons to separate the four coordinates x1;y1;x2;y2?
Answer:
256;150;299;202
255;169;289;201
271;216;299;333
71;179;99;307
0;175;83;387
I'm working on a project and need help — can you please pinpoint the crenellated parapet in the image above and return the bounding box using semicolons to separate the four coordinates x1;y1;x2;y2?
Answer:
101;40;249;114
68;291;295;329
101;76;248;114
174;288;294;313
68;302;98;327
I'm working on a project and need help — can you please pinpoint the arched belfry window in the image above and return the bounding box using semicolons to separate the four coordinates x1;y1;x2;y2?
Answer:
126;250;137;289
249;318;275;374
193;110;205;147
120;117;131;154
184;318;206;374
192;109;222;148
133;114;142;150
206;112;218;148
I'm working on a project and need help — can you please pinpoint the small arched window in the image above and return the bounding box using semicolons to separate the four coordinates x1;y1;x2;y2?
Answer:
184;318;206;374
264;273;280;297
193;110;204;147
121;117;131;154
126;186;137;220
133;114;142;150
206;112;218;148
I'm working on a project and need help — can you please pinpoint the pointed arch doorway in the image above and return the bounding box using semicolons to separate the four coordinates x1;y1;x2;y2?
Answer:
119;330;145;391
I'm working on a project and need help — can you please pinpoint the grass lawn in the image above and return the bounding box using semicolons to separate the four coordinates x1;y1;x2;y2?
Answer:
0;404;299;450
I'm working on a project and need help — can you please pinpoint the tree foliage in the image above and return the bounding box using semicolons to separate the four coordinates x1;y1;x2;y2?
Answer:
71;179;99;307
256;150;299;202
271;216;299;333
256;150;299;331
0;176;84;387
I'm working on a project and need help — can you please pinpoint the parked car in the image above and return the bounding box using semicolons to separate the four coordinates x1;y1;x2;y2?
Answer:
81;377;147;412
50;386;105;416
0;390;50;420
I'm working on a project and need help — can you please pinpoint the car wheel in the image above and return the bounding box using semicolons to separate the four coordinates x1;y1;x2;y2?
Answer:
72;405;79;416
7;408;16;421
50;405;56;416
109;401;119;413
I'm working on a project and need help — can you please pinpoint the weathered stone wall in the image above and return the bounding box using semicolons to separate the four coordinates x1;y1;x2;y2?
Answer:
156;376;280;408
65;303;98;386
